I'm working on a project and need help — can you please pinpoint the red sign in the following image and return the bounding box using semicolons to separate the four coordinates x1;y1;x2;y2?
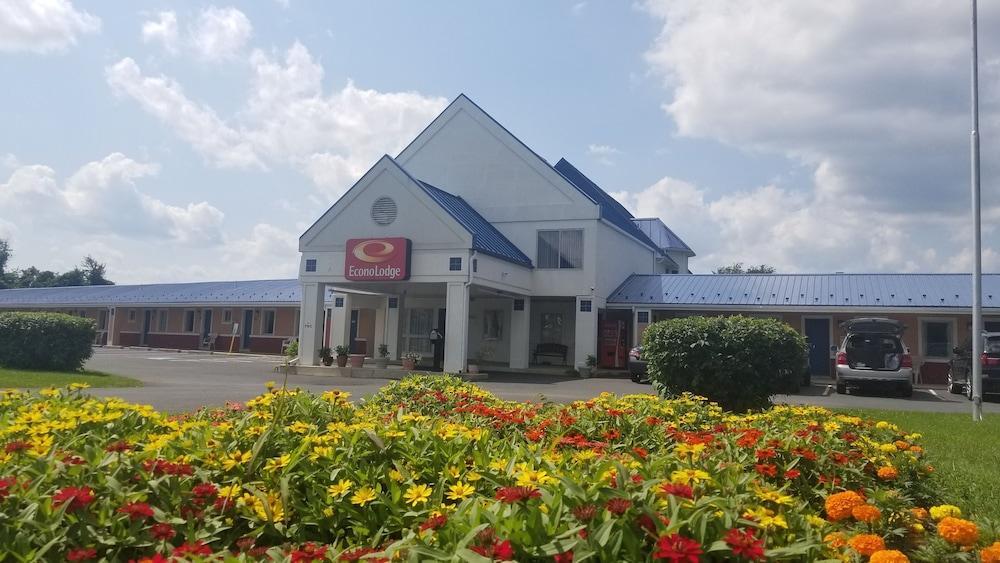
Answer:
344;238;411;281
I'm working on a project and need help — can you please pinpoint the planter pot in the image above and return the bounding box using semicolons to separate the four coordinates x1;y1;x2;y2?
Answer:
578;367;592;378
467;363;480;374
402;359;417;371
348;354;365;368
321;357;333;367
336;355;348;368
374;358;389;369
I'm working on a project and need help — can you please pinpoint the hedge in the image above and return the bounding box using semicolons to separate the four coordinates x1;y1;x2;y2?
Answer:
642;315;806;412
0;311;95;371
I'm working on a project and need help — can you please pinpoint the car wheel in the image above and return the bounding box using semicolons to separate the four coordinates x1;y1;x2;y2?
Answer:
836;380;847;394
630;374;640;383
899;383;913;398
947;372;964;394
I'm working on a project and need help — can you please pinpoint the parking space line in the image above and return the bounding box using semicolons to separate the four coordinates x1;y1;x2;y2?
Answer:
823;385;832;396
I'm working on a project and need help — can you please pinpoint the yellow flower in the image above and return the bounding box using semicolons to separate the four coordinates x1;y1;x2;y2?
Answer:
265;454;291;472
404;483;433;506
674;443;706;459
929;504;961;521
350;487;377;507
756;489;794;506
670;469;711;486
327;479;353;498
288;421;314;434
388;469;404;482
515;469;555;487
446;481;476;501
222;450;252;471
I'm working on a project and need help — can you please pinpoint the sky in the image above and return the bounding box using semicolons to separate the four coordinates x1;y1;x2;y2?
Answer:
1;0;999;283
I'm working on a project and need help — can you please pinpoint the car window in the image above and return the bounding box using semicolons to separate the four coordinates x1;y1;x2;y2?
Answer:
987;337;1000;354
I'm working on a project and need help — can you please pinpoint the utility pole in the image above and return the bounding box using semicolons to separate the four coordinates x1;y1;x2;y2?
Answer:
970;0;984;421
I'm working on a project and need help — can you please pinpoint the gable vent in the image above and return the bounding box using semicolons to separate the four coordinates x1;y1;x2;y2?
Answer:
371;197;397;225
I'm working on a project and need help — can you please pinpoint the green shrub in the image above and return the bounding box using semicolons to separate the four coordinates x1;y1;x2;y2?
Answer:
0;312;95;371
642;315;806;412
284;338;299;358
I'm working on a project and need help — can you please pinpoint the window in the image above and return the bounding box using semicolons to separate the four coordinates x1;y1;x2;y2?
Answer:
157;310;168;332
262;310;276;335
537;229;583;269
183;310;196;333
449;257;462;271
223;309;232;323
388;297;398;309
513;299;525;312
472;259;478;273
305;259;317;272
540;313;563;343
97;310;108;330
128;309;136;322
579;299;592;313
335;297;344;308
405;308;434;355
483;310;502;340
922;320;952;358
637;311;650;323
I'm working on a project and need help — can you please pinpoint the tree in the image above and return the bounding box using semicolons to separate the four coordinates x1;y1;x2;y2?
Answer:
714;262;776;274
0;238;10;289
82;256;113;286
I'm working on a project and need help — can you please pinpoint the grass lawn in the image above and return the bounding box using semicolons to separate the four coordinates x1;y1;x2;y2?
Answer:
0;367;141;389
843;408;1000;522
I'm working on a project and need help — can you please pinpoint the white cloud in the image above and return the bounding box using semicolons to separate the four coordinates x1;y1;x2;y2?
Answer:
106;42;447;199
221;222;299;279
189;6;252;62
587;143;620;165
0;153;225;245
639;0;1000;272
141;11;178;53
0;0;99;53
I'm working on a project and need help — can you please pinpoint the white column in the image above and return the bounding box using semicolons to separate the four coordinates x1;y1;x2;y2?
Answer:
373;301;387;357
509;297;530;369
330;293;353;351
444;282;469;373
298;282;326;366
384;295;400;359
574;296;598;368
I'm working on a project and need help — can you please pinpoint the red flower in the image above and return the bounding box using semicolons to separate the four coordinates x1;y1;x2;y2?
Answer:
606;497;632;516
290;543;328;562
602;429;621;441
783;469;801;480
494;540;514;560
0;476;16;499
654;533;703;562
572;504;598;522
339;547;386;562
128;555;169;563
632;446;649;460
659;483;694;499
118;501;155;520
754;464;778;478
173;540;213;557
755;448;776;461
494;486;541;504
105;440;132;453
192;483;219;498
66;547;98;561
53;486;95;511
636;514;658;535
554;552;574;563
525;428;545;442
142;458;194;477
724;528;765;561
4;440;29;454
149;523;176;541
419;514;448;531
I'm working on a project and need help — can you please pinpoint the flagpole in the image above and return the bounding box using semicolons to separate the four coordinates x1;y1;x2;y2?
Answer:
970;0;984;421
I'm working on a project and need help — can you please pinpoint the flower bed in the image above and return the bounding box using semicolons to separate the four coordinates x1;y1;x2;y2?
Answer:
0;376;997;562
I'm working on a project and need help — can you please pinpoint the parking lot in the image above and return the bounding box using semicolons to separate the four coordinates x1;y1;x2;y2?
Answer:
84;348;1000;413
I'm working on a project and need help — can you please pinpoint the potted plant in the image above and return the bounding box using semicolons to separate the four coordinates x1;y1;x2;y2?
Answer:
578;354;597;378
468;342;495;374
401;351;421;371
334;345;350;367
375;344;390;368
349;353;365;368
318;347;333;367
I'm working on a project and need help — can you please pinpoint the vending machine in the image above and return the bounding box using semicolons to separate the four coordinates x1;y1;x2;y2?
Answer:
599;319;627;369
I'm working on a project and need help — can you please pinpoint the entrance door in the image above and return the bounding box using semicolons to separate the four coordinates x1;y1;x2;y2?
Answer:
349;310;359;353
804;318;831;376
242;310;253;350
201;310;213;347
141;310;151;345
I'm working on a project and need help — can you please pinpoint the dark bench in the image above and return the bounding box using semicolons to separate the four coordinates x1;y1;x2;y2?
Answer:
533;343;568;365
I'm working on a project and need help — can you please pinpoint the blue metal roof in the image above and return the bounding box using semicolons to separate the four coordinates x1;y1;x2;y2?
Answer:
633;218;694;255
553;159;661;253
416;180;533;268
0;279;309;307
608;274;1000;310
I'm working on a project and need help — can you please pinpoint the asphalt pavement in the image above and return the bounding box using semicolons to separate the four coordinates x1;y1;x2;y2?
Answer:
82;347;1000;414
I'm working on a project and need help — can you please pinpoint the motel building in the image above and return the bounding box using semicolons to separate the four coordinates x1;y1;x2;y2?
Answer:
2;95;1000;383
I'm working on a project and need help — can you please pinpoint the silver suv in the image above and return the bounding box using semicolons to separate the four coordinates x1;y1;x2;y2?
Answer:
834;318;913;397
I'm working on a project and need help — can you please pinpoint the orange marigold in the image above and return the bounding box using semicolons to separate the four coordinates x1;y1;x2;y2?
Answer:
910;507;928;520
825;491;865;521
981;541;1000;563
937;517;979;546
824;532;847;549
847;534;886;557
852;504;882;523
870;549;910;563
894;440;909;450
877;466;899;480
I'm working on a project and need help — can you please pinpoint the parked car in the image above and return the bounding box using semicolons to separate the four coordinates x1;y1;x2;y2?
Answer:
628;346;648;383
834;318;913;397
947;332;1000;399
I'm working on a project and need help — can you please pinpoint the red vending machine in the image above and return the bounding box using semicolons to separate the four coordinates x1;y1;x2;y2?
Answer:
599;320;627;369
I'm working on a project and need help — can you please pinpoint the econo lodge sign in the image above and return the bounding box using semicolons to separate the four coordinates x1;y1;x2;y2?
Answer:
344;238;411;281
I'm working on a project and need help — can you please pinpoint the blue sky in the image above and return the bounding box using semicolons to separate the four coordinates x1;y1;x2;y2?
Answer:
1;1;998;282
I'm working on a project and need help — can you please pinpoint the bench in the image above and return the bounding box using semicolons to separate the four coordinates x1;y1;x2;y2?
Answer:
533;343;568;365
